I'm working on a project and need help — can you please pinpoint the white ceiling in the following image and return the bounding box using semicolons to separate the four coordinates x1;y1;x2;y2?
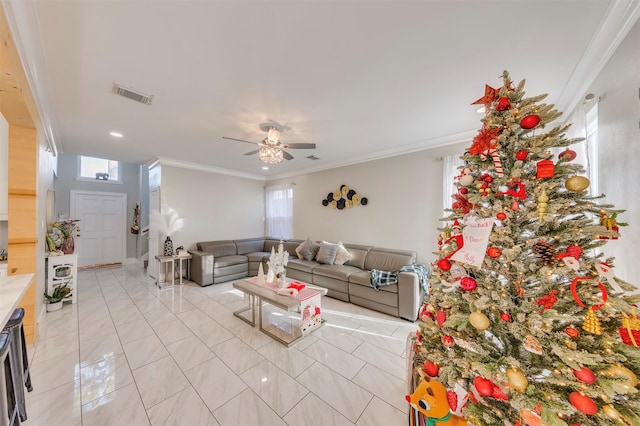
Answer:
6;0;640;180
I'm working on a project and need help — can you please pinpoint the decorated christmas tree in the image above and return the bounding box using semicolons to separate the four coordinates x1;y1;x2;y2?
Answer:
411;71;640;426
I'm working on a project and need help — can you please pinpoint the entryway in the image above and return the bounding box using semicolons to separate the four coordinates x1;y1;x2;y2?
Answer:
70;190;127;268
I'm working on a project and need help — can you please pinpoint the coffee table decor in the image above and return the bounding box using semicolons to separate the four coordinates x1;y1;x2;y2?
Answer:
266;240;289;287
233;277;325;346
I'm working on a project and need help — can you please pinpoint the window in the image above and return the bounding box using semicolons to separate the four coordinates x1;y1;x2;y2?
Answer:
77;156;121;183
584;103;598;196
442;155;465;215
265;184;294;239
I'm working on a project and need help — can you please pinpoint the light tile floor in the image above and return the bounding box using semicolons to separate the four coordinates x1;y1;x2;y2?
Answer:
23;264;417;426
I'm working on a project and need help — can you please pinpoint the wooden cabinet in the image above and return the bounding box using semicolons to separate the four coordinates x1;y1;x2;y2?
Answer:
8;125;37;344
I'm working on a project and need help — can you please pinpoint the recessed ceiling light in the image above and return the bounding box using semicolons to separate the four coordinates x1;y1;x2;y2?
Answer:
476;106;485;114
262;166;269;170
110;131;123;138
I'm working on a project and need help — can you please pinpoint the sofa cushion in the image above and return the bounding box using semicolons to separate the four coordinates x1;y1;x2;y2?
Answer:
197;240;237;257
312;264;361;281
295;238;321;261
214;255;248;268
287;258;319;274
349;270;398;294
364;248;416;271
316;241;339;264
334;242;352;265
247;252;270;262
284;239;303;256
263;238;282;253
235;238;265;255
343;244;372;270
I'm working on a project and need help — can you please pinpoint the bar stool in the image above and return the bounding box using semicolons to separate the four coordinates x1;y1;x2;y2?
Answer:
0;330;19;426
3;309;30;422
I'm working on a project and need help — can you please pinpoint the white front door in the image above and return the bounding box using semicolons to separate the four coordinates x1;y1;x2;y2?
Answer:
71;190;127;268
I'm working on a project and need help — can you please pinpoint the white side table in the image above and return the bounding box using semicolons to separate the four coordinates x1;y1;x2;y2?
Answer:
155;254;192;288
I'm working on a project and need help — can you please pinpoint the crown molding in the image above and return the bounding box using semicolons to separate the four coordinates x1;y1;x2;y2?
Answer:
267;129;477;181
154;157;266;181
556;0;640;117
2;0;60;156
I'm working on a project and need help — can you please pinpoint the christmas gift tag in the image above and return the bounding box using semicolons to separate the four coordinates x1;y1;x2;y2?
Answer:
451;215;494;267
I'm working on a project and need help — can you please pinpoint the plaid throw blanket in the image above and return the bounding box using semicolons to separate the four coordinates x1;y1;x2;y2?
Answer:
370;264;430;292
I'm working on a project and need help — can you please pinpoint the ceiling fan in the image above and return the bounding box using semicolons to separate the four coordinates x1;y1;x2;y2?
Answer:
222;122;316;164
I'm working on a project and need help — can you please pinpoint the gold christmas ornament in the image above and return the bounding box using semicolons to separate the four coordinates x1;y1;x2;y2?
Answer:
537;189;548;220
565;175;590;192
582;308;602;335
341;185;350;195
333;190;342;200
603;405;622;421
469;311;490;330
605;365;639;394
506;367;528;392
330;200;337;209
352;194;361;205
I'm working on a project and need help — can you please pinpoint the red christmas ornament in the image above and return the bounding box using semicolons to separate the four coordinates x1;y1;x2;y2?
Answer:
487;247;502;258
447;390;458;411
535;290;558;311
459;187;468;195
436;310;447;328
496;212;507;221
520;114;541;129
420;303;434;321
424;361;439;377
511;201;520;210
474;376;494;396
573;367;596;384
460;277;477;291
565;327;580;338
536;159;555;178
437;258;452;271
500;312;512;322
559;149;577;161
566;245;583;259
495;96;511;111
571;276;608;310
471;84;500;109
515;150;528;161
441;335;454;347
492;383;509;401
569;392;598;415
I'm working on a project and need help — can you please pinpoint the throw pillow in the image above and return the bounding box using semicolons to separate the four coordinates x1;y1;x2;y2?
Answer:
316;241;340;265
334;241;352;265
296;238;320;261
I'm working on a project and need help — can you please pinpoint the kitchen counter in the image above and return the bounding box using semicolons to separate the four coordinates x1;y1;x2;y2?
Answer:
0;273;34;327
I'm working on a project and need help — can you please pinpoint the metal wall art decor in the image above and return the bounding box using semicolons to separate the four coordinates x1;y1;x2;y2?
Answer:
321;184;368;210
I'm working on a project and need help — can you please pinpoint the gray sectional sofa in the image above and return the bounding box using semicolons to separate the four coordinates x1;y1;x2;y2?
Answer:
189;237;425;321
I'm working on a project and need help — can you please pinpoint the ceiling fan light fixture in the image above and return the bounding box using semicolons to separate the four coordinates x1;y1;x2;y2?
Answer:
267;127;280;144
258;146;283;164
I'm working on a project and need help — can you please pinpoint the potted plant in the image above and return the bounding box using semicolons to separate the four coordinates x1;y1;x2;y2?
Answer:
44;283;72;312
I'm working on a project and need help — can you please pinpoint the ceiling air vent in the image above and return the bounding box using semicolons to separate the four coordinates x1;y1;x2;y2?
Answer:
112;83;153;105
306;155;320;160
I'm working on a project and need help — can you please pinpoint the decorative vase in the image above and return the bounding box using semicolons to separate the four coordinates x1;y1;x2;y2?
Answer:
46;301;63;312
61;236;75;254
164;236;173;256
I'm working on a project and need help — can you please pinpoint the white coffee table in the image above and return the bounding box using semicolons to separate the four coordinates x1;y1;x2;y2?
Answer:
233;277;327;346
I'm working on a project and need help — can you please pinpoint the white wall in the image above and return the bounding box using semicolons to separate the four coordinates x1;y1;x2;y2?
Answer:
160;166;265;251
268;143;467;263
580;17;640;287
37;133;56;332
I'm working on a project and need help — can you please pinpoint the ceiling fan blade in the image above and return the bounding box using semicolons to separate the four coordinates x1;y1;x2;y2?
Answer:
222;136;258;145
282;150;294;160
281;143;316;149
244;149;260;156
